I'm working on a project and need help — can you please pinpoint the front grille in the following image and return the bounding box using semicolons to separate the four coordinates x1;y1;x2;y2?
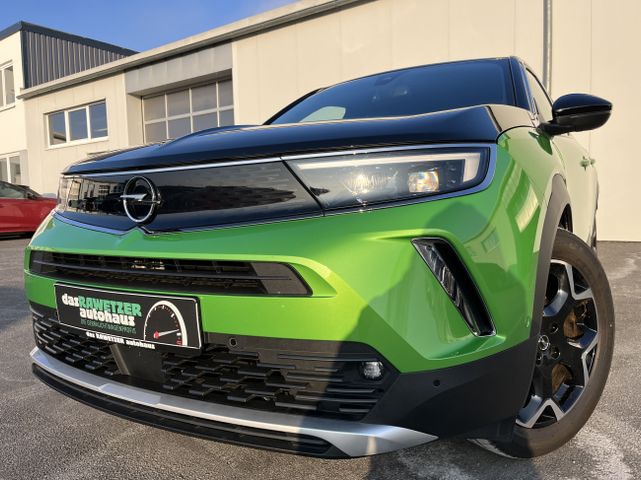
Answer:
57;162;321;233
33;307;396;421
29;251;310;296
33;365;337;457
33;315;119;376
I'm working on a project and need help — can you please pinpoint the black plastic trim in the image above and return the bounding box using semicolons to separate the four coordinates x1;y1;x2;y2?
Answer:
364;336;538;440
412;238;495;336
33;363;345;458
31;304;396;422
29;251;312;297
32;299;538;442
531;175;571;337
509;57;535;112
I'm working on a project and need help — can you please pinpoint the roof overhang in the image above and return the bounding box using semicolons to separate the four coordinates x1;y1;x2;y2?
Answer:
18;0;366;100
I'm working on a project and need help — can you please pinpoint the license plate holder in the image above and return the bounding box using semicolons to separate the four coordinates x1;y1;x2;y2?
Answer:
54;284;202;352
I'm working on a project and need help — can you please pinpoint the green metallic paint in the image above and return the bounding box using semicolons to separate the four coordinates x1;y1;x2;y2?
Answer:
25;128;568;373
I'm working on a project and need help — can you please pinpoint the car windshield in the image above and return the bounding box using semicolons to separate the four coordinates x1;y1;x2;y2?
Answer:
269;59;515;124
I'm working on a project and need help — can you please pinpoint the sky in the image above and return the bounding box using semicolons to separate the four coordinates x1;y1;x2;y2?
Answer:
2;0;298;52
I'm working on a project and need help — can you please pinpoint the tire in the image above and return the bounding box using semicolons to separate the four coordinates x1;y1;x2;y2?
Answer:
473;228;615;458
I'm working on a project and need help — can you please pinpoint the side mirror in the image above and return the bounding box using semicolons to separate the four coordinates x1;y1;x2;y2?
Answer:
540;93;612;136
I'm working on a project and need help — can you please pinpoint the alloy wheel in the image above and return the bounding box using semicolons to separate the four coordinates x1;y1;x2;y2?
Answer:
517;260;599;429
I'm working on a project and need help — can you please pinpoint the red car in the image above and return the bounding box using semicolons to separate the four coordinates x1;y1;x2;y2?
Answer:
0;182;56;236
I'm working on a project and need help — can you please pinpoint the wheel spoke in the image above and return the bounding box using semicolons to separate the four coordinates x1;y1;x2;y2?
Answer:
561;341;587;385
557;259;594;302
564;327;598;385
532;364;555;398
517;395;544;428
572;326;598;351
517;397;567;428
547;398;567;422
543;289;572;319
573;287;594;302
544;261;575;320
519;258;600;430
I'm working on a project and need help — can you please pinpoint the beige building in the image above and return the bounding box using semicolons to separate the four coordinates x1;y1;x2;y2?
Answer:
0;21;135;187
0;27;24;185
7;0;641;241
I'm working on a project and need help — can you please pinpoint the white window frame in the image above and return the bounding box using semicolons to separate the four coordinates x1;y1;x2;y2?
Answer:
46;100;109;149
0;153;21;184
142;80;234;144
0;62;16;112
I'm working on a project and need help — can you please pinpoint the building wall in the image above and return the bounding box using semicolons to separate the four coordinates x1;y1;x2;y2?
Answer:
124;43;231;96
0;31;27;161
551;0;641;240
232;0;543;124
23;73;132;195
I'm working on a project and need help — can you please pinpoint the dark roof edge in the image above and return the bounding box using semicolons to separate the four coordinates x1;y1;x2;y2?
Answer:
0;22;22;41
0;21;137;56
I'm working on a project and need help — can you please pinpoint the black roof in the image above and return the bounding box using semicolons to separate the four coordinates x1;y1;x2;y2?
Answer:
0;21;137;56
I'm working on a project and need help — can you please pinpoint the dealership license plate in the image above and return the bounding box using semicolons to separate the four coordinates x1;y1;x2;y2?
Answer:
54;284;202;351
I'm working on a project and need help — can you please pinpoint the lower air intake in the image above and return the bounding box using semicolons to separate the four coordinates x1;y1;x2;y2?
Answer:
29;251;310;296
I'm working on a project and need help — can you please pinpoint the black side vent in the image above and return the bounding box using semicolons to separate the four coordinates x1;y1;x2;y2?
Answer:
29;251;311;297
412;238;495;336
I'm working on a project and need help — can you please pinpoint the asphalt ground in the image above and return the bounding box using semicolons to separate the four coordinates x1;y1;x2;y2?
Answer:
1;237;639;480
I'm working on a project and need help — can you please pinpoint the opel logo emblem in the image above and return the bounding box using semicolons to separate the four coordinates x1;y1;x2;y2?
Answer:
120;176;161;224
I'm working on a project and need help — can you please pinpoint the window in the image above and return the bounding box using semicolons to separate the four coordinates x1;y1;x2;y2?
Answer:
0;63;15;108
0;182;25;199
301;106;346;123
69;108;88;141
269;60;515;124
0;155;21;184
143;80;234;143
89;103;108;138
526;70;553;122
46;101;108;147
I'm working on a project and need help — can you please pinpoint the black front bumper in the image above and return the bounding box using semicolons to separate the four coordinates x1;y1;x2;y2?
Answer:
31;302;537;457
33;363;344;457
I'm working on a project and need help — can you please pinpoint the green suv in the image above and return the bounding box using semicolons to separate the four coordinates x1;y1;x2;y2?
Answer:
26;57;614;458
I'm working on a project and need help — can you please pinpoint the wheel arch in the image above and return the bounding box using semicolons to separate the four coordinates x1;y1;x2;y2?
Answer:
559;204;573;232
532;174;571;338
497;174;572;437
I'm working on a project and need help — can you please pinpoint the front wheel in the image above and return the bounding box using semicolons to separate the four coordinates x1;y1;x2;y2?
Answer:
474;228;615;458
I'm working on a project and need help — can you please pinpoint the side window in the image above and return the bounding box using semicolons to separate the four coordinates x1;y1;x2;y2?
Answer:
526;70;553;122
0;64;15;108
0;182;25;199
46;101;108;147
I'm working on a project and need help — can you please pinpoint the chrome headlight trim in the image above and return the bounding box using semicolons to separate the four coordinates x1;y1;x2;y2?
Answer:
54;143;497;235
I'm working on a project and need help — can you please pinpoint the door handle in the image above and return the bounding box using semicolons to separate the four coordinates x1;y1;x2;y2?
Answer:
580;156;595;168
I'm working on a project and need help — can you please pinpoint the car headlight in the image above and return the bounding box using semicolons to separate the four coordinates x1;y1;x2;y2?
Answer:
57;176;70;210
287;148;489;209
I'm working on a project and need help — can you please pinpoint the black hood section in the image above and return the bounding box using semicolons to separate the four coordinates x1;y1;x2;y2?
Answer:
64;104;532;175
